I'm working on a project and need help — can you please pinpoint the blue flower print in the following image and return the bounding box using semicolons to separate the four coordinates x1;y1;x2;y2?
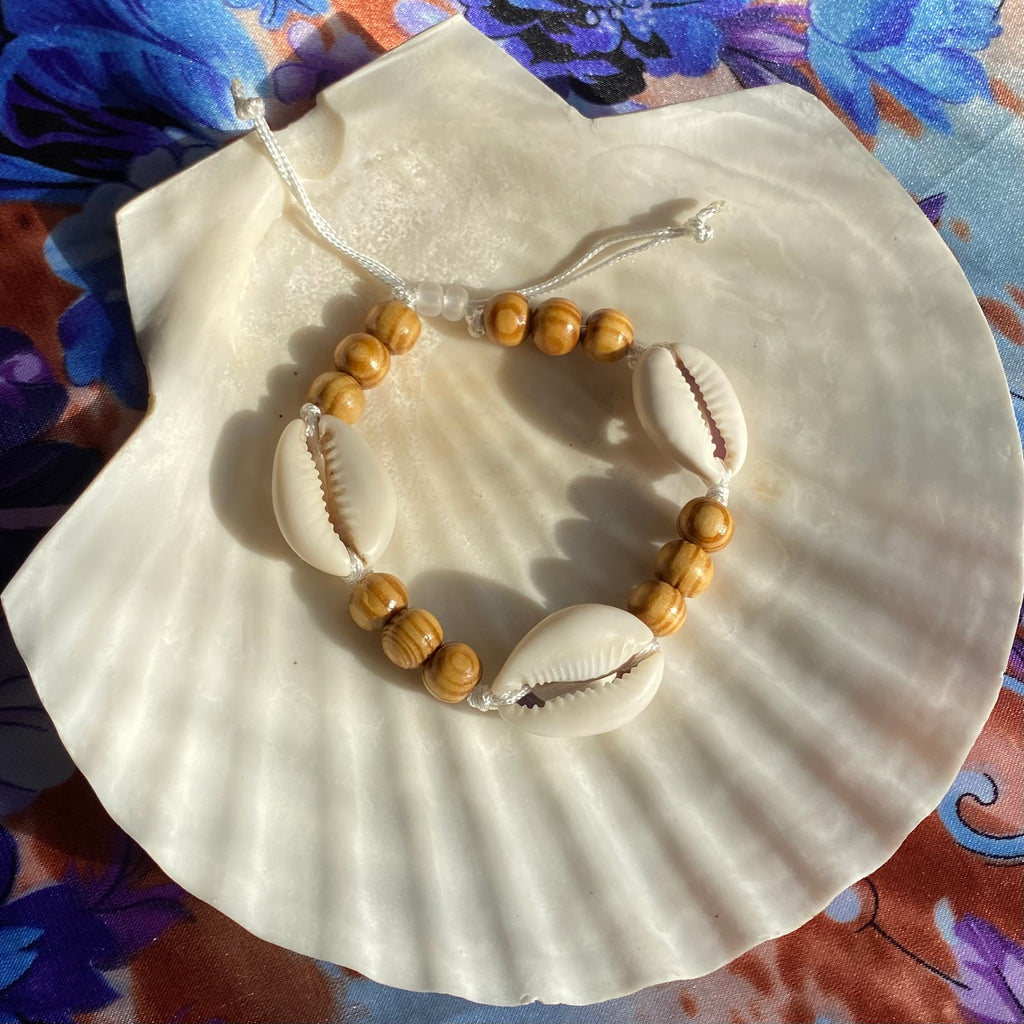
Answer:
224;0;331;31
40;140;213;408
0;824;190;1023
0;828;118;1023
0;926;41;992
807;0;1001;133
0;0;264;200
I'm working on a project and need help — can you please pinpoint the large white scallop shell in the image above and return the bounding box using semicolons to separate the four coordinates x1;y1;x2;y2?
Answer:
5;18;1021;1008
492;604;664;738
271;414;396;575
633;343;747;485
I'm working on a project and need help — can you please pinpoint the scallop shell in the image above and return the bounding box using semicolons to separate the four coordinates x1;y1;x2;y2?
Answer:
4;18;1021;1007
271;414;396;575
633;343;747;485
492;604;664;737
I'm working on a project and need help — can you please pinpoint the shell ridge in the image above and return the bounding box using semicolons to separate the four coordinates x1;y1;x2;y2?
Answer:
633;344;746;483
271;418;353;577
498;644;665;738
676;345;747;473
528;649;655;704
635;348;718;480
285;422;335;535
653;348;713;450
291;430;334;526
308;415;398;566
320;428;358;548
507;636;639;694
670;349;723;459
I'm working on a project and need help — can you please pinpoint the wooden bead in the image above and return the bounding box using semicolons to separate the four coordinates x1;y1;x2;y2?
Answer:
382;607;443;669
532;297;581;356
422;642;481;703
627;580;687;637
677;497;734;552
582;308;633;362
349;572;408;631
306;371;364;424
483;291;530;347
654;539;713;597
334;332;390;388
364;301;421;354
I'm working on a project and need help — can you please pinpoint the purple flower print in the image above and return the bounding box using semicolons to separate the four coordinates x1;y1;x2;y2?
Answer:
273;21;379;105
952;916;1024;1024
0;824;190;1023
0;330;67;453
461;0;808;106
717;3;809;88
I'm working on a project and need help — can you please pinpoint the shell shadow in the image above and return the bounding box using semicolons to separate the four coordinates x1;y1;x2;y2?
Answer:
291;565;544;705
403;570;546;714
530;470;682;611
207;283;378;560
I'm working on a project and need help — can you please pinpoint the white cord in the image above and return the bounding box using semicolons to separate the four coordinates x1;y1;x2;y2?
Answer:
232;82;416;304
477;203;725;309
706;469;732;506
231;82;725;323
467;681;531;712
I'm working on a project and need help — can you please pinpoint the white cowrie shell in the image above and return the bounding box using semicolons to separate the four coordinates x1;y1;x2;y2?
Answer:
633;343;747;485
493;604;664;738
271;414;397;576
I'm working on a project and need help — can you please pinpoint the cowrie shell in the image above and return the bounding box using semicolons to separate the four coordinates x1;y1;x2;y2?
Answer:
271;414;397;576
633;343;747;485
493;604;664;738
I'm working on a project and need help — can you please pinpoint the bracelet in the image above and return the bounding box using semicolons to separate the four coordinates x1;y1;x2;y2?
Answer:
234;84;747;738
271;294;746;738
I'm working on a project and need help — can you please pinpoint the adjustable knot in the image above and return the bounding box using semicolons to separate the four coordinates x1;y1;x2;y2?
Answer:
231;79;266;123
693;221;714;244
688;200;726;245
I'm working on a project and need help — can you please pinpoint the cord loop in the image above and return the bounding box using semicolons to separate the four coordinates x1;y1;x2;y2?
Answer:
231;82;724;318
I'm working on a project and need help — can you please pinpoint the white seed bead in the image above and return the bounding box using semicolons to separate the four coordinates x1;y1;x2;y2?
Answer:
442;285;469;322
415;280;444;318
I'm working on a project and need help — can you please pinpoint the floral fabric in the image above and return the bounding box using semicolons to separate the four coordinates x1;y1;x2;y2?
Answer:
0;0;1021;1021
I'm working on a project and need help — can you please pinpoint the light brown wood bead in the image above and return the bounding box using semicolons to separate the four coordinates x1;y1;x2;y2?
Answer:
364;301;421;354
677;497;734;552
333;332;390;388
381;607;443;669
422;642;482;703
483;291;531;347
532;297;582;356
582;307;633;362
349;572;408;631
654;539;714;597
627;580;687;637
306;371;364;424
